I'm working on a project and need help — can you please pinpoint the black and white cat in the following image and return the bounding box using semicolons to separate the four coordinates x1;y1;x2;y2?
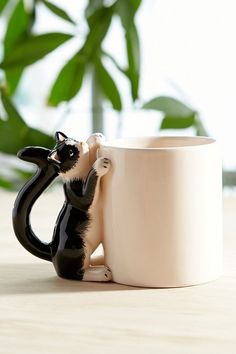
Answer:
13;131;112;281
47;131;112;281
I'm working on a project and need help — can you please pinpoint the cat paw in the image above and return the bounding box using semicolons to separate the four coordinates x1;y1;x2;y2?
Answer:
86;133;105;146
103;266;112;281
93;157;111;177
83;266;112;282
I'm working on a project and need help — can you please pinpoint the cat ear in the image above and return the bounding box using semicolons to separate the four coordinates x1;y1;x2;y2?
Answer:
48;151;61;164
55;131;67;143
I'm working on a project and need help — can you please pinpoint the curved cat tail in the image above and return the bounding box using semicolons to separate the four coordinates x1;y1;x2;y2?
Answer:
12;146;59;262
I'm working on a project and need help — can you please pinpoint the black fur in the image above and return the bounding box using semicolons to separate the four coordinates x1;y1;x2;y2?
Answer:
48;136;79;173
48;132;99;280
51;179;95;280
13;132;99;280
12;147;59;261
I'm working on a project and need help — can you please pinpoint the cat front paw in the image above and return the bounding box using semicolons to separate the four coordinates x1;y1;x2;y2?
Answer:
93;157;111;177
86;133;105;146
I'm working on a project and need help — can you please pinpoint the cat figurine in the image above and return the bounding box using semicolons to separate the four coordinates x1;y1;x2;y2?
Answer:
48;131;112;281
12;131;112;282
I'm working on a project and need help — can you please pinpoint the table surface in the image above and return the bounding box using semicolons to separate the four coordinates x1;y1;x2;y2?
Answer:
0;191;236;354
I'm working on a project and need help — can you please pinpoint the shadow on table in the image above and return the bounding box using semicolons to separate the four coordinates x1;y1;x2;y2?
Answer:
0;263;146;295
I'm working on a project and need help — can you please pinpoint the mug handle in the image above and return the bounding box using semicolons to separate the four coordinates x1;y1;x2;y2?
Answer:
12;147;59;261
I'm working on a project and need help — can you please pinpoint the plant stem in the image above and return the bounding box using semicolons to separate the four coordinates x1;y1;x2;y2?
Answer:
117;112;123;138
91;68;104;133
223;170;236;187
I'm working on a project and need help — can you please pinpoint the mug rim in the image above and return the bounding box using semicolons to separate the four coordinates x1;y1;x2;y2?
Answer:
103;136;216;151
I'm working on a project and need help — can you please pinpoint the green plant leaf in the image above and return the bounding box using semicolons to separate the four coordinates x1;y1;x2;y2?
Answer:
95;59;122;111
116;0;141;29
130;0;142;12
0;89;54;154
1;88;25;127
4;68;24;96
102;50;126;74
48;52;86;106
4;0;29;53
125;23;140;101
85;0;104;22
0;33;73;69
0;0;8;14
143;96;194;116
83;5;113;60
48;4;114;106
143;96;196;130
115;0;140;101
0;176;14;190
3;0;30;94
160;115;196;129
43;0;76;24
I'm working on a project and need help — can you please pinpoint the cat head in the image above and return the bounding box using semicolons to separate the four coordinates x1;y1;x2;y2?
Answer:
48;131;89;178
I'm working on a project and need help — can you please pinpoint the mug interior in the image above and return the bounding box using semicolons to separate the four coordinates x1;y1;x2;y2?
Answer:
104;136;215;150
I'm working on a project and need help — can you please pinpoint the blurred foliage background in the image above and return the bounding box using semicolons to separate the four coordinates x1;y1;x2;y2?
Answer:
0;0;234;189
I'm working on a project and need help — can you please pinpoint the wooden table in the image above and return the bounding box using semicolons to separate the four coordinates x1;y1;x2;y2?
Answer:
0;191;235;354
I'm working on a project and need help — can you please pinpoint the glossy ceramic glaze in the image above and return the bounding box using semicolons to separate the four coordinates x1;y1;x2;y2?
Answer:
99;136;223;287
12;147;59;261
12;133;112;282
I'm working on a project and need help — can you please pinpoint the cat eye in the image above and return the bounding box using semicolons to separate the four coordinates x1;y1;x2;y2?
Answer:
69;149;74;158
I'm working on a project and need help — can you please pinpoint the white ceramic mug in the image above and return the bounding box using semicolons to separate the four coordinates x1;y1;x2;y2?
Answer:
99;136;223;288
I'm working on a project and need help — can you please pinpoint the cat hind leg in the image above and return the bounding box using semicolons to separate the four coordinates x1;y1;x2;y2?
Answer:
82;266;112;282
90;254;104;266
82;243;112;282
